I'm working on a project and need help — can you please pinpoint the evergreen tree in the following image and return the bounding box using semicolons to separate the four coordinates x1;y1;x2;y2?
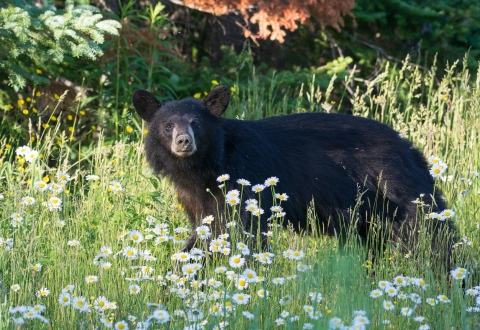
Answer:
0;0;121;91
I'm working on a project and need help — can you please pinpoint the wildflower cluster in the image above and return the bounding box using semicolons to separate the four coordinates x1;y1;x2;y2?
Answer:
368;274;466;328
451;235;473;249
0;236;14;251
411;193;457;230
428;156;478;197
9;305;50;326
11;156;73;215
425;209;455;222
32;170;72;212
2;140;480;329
428;155;448;179
450;267;469;280
464;285;480;313
23;173;330;328
15;145;39;163
328;310;370;329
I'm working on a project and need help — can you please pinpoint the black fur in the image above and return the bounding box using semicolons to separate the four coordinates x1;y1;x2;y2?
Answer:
133;86;454;260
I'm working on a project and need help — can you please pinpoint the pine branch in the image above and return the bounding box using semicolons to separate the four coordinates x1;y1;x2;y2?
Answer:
0;0;122;91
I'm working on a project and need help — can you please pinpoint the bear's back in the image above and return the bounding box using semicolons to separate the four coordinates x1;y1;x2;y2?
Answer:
220;112;437;218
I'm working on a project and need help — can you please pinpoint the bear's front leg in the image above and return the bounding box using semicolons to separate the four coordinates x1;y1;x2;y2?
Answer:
181;233;198;252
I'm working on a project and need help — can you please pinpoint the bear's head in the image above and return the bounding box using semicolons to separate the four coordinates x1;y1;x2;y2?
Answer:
132;86;231;159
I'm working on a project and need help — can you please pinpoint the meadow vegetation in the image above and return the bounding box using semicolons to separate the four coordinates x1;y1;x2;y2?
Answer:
0;2;480;329
0;54;479;329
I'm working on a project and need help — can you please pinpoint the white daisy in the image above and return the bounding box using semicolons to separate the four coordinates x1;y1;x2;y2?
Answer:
229;254;245;268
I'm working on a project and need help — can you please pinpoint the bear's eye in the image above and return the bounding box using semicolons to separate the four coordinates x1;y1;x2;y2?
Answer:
191;120;199;128
164;123;173;131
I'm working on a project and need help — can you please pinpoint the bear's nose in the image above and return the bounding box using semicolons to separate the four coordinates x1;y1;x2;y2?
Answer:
175;134;191;148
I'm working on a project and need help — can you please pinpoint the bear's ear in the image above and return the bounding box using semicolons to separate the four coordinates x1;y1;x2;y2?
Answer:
132;89;161;123
202;86;231;117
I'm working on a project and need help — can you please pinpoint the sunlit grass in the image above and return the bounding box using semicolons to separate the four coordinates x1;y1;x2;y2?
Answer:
0;58;479;329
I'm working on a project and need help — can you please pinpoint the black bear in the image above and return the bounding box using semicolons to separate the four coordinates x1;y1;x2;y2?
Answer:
133;86;453;260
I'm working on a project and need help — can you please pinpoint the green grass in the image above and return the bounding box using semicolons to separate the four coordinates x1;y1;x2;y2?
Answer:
0;57;479;329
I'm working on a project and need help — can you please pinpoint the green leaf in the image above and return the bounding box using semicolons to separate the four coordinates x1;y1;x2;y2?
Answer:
149;177;159;190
